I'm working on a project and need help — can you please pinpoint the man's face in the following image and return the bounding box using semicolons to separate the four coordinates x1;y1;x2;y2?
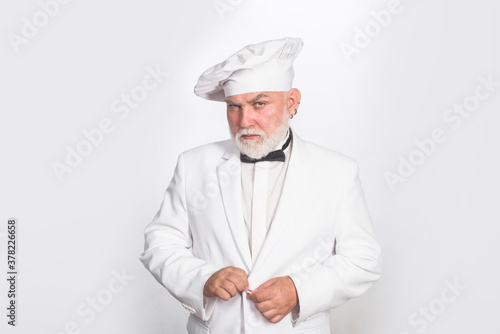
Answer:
226;91;289;159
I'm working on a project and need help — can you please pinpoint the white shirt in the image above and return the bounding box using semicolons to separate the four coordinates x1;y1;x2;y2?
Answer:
240;130;292;262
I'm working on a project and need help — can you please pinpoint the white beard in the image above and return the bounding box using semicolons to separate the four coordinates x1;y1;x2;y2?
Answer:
229;108;289;159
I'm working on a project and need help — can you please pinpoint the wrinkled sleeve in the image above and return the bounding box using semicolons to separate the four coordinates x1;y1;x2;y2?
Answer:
288;162;382;325
139;153;219;320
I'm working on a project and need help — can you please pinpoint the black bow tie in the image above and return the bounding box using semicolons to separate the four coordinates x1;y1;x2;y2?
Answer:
240;131;292;163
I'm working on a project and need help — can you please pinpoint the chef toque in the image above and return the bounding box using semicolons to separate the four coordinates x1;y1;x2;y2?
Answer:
194;37;303;102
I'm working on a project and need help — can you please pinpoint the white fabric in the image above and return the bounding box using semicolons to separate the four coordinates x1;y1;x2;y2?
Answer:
194;37;303;101
250;164;268;261
241;131;291;262
140;129;382;334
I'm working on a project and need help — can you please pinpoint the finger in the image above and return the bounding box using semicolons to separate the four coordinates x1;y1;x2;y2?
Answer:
246;291;256;302
224;266;249;280
253;300;274;313
219;279;239;297
268;314;285;324
229;266;249;276
205;267;249;298
224;271;249;292
252;282;280;303
232;269;250;290
215;287;231;301
220;267;249;290
259;307;282;323
246;289;263;302
247;289;271;303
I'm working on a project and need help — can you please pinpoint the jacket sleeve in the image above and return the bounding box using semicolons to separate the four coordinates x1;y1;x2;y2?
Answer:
139;153;219;320
288;161;382;325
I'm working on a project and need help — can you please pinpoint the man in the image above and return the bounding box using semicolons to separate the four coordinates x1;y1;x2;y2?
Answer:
140;37;381;334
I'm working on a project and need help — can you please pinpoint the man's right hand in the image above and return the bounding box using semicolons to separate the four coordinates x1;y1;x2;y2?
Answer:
203;266;249;301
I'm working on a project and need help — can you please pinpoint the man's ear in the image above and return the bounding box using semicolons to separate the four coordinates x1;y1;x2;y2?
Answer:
287;88;301;117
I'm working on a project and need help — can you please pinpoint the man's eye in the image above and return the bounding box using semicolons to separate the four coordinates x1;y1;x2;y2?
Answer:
254;102;265;107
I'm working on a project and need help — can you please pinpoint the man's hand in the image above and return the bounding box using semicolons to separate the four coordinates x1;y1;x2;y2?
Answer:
203;266;249;301
246;276;298;323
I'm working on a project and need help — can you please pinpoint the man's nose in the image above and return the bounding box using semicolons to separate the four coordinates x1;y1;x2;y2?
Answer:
239;106;254;128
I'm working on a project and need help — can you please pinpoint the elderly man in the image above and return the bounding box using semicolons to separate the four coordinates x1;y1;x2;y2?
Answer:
140;37;381;334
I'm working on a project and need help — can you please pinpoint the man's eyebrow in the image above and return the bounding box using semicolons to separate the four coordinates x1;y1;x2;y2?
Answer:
247;94;268;104
225;94;268;106
225;98;240;106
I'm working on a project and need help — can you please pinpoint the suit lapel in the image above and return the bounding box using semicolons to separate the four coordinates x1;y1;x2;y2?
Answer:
250;130;312;275
218;144;253;271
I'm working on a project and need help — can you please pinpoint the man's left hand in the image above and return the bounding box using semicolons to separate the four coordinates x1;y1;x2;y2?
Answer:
246;276;298;323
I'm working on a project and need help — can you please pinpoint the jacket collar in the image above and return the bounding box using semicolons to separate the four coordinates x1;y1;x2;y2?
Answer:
218;127;312;274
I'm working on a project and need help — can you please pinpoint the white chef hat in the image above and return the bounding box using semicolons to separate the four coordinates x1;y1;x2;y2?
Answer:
194;37;303;102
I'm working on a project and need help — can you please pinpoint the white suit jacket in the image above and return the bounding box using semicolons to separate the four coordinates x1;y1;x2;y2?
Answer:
140;129;381;334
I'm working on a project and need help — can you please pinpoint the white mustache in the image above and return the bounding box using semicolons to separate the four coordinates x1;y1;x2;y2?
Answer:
236;129;266;139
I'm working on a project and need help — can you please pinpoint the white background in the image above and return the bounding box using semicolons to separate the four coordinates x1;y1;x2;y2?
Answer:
1;0;499;333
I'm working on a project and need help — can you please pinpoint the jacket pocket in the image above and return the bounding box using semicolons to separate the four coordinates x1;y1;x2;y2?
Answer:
186;314;210;334
291;322;330;334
